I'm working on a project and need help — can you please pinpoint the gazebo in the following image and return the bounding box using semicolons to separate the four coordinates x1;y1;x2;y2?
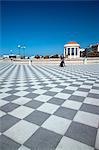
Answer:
64;41;80;59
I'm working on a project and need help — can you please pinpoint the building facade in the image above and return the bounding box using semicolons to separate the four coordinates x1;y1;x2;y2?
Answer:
64;41;80;58
82;43;99;57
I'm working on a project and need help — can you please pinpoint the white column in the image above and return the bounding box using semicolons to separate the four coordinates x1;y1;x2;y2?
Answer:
64;48;65;57
66;48;68;56
70;48;72;59
98;45;99;52
76;48;78;57
74;47;76;58
78;48;80;57
29;59;32;65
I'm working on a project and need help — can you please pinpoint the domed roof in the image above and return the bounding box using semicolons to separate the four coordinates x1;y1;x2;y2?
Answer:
64;41;80;48
67;41;78;44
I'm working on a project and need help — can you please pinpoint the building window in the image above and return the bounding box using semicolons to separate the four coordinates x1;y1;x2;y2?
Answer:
72;48;74;55
65;48;66;55
68;48;70;55
76;48;78;55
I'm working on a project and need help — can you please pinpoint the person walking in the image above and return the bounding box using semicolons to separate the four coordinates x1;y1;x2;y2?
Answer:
60;54;65;67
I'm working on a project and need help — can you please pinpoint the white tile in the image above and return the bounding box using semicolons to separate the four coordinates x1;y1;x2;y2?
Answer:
96;79;99;82
4;120;39;144
0;110;6;117
43;81;53;84
88;77;96;80
46;84;57;87
0;100;9;107
0;93;11;99
62;100;82;110
55;93;70;100
60;83;70;86
0;88;10;93
95;129;99;150
73;91;88;97
78;78;86;81
65;86;78;91
15;91;29;97
9;106;34;119
80;85;92;89
18;145;31;150
74;111;99;128
89;89;99;94
73;81;83;85
67;79;76;82
17;80;26;83
49;87;63;92
16;87;28;91
32;82;41;85
17;83;27;87
33;89;47;94
61;83;71;86
12;97;31;105
31;85;43;89
85;80;95;84
56;80;65;83
34;95;52;102
56;136;94;150
93;83;99;87
84;97;99;106
2;84;12;88
42;115;71;135
37;103;59;114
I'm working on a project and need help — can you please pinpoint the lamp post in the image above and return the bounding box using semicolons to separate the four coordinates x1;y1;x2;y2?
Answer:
17;45;21;56
10;50;13;61
10;50;12;55
21;46;26;59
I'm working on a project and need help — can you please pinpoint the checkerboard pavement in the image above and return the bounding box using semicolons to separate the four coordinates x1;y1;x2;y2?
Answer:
0;62;99;150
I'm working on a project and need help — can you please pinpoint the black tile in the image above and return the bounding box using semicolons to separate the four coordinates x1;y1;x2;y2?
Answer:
0;135;21;150
24;93;39;99
0;114;20;133
41;87;52;90
24;100;43;109
2;95;20;101
70;84;80;87
24;127;62;150
9;86;19;89
69;95;85;102
6;90;19;94
0;103;19;113
44;91;57;96
65;121;97;147
77;88;90;92
80;103;99;115
54;107;77;120
83;83;93;86
48;97;65;105
62;89;74;94
87;93;99;99
24;110;50;126
25;88;35;92
92;86;99;90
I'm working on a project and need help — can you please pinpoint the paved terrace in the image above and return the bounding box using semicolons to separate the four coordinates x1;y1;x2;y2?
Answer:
0;62;99;150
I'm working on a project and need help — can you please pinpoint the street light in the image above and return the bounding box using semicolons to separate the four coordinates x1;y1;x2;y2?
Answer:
21;46;26;59
10;50;13;55
17;45;21;55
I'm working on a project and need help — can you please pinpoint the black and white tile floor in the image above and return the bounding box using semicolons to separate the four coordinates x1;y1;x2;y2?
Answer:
0;62;99;150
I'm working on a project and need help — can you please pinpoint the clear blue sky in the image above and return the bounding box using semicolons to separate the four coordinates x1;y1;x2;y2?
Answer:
1;1;99;56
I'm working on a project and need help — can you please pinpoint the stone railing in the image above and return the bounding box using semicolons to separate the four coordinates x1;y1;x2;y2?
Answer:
0;57;99;64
